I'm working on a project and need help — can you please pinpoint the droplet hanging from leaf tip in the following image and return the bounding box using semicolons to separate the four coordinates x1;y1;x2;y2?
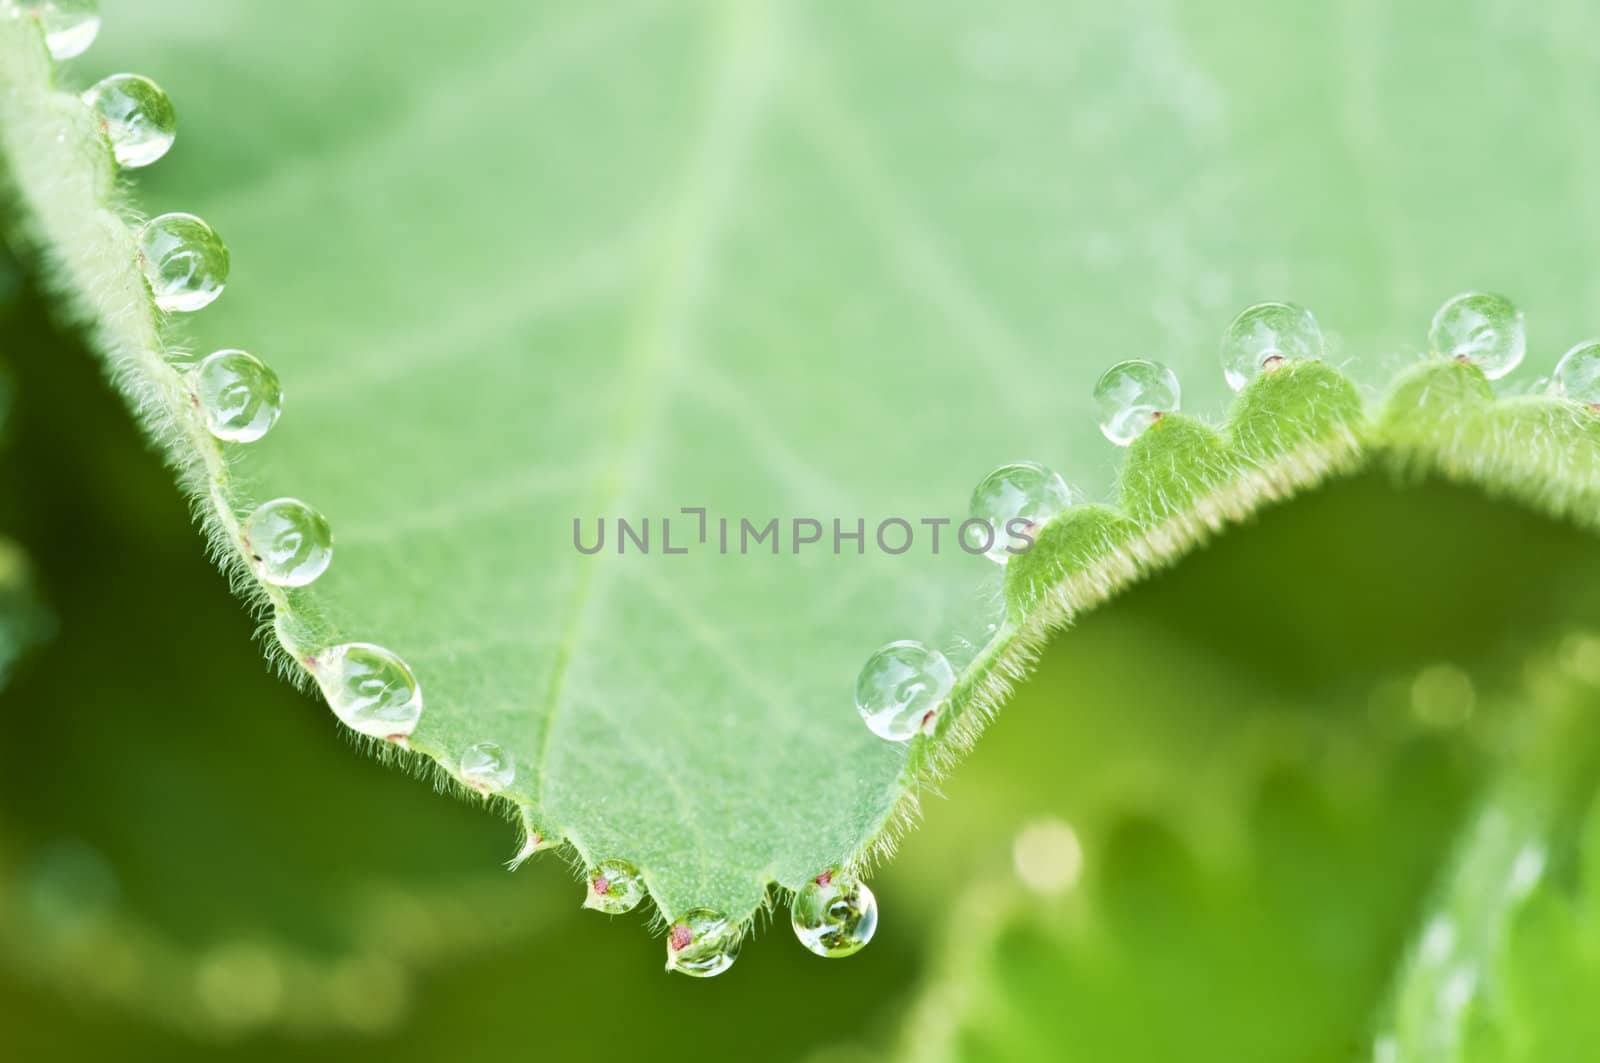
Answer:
1220;301;1322;391
81;73;174;168
583;859;645;914
242;498;332;587
964;461;1079;562
136;212;228;312
665;909;740;977
1094;359;1182;444
1429;291;1525;379
856;640;954;742
791;868;877;958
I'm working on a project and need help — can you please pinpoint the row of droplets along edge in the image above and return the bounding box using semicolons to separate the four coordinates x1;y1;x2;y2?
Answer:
855;294;1600;744
15;0;876;977
15;4;426;750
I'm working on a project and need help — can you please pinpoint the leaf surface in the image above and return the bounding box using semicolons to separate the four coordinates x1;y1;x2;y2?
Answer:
4;0;1600;938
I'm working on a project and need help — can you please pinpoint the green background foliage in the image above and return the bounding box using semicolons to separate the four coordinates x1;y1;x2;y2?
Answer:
4;0;1600;1059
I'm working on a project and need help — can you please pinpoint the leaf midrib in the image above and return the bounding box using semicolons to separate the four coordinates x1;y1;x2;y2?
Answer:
530;0;783;905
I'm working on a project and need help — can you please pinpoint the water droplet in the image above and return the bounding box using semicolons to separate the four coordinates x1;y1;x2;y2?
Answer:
1220;302;1323;391
1094;359;1182;443
583;859;646;914
192;349;282;443
22;0;99;60
1429;292;1525;379
309;642;422;739
137;212;228;312
963;461;1080;562
459;742;514;793
81;73;175;168
855;640;955;741
791;869;877;958
1554;340;1600;410
242;498;332;586
665;908;740;977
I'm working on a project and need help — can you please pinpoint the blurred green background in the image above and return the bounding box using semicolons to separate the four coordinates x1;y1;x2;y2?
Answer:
6;0;1600;1059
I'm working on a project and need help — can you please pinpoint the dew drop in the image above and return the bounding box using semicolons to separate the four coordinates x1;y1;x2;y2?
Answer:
459;741;514;794
192;349;282;443
963;461;1080;562
1219;302;1323;391
21;0;99;60
1554;340;1600;410
1429;292;1525;379
855;640;955;741
1093;359;1182;444
241;498;332;587
137;212;229;312
81;73;175;168
665;908;740;977
583;859;645;914
791;869;877;958
309;642;422;739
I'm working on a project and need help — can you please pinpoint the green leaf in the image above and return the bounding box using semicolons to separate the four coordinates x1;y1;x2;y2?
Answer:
6;0;1600;952
0;271;923;1054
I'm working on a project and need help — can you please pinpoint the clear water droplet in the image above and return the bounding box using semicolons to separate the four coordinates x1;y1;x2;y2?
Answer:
459;742;514;793
791;869;877;958
855;640;955;741
1094;359;1182;443
583;859;646;914
137;212;228;312
1554;340;1600;410
242;498;332;587
963;461;1080;562
309;642;422;739
665;908;740;977
81;73;175;168
1429;292;1525;379
193;349;281;443
22;0;99;60
1220;302;1323;391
